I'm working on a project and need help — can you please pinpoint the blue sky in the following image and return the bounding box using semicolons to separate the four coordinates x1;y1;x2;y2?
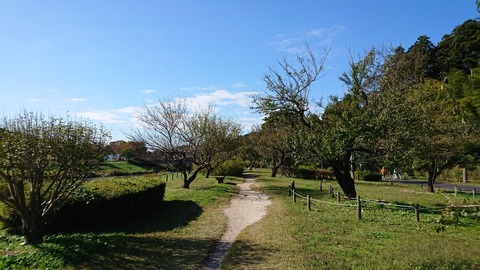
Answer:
1;1;477;140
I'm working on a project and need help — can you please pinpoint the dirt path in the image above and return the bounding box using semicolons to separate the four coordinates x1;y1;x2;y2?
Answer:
200;174;271;270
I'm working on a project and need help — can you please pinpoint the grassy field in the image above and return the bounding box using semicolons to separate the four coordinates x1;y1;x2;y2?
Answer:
1;169;479;269
0;174;242;269
94;161;154;176
222;169;480;270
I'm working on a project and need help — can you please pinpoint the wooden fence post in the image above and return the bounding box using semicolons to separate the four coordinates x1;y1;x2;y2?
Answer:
473;188;476;199
291;181;295;191
337;192;341;203
415;204;420;222
293;189;296;203
166;174;169;181
357;196;362;220
307;195;311;211
320;180;323;191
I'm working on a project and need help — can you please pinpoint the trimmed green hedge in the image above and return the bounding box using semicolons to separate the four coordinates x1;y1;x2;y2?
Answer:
285;166;335;180
357;171;382;181
48;175;166;231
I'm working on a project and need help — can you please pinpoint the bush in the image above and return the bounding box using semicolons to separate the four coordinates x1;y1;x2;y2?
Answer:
213;159;245;177
358;171;382;181
47;175;166;232
286;166;335;180
292;166;317;179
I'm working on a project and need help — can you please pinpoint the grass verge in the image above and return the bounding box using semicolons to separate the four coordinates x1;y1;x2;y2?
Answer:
0;174;242;269
222;169;480;270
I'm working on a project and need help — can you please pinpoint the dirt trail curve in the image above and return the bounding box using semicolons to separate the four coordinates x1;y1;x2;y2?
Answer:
200;173;271;270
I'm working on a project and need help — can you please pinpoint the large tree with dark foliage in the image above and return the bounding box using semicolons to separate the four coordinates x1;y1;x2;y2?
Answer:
436;19;480;75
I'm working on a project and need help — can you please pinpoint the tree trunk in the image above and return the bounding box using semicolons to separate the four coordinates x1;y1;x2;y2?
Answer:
331;158;357;199
427;164;441;193
183;164;208;189
205;166;212;178
249;157;257;170
427;174;435;193
22;217;44;244
271;162;283;177
270;153;285;177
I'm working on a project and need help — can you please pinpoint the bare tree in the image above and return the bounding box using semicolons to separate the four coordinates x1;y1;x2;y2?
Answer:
130;100;241;188
0;111;109;244
250;124;293;177
187;112;241;178
252;44;329;128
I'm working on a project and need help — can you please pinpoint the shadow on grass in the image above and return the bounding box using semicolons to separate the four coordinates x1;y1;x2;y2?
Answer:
222;239;279;269
50;200;203;234
40;233;216;270
242;173;260;179
116;200;204;233
32;200;207;269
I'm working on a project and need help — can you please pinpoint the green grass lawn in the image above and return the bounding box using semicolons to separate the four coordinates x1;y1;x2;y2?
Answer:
2;169;479;269
95;161;153;176
222;169;480;270
0;174;242;269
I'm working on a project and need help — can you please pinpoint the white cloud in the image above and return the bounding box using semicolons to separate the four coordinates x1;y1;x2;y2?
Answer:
29;98;48;103
115;106;141;114
68;97;87;102
140;89;156;94
76;110;125;124
180;85;217;91
176;89;262;133
73;89;263;140
75;105;142;125
180;89;257;111
268;25;346;53
232;82;247;88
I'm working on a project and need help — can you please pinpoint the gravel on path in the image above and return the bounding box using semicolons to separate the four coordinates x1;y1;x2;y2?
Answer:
200;174;271;270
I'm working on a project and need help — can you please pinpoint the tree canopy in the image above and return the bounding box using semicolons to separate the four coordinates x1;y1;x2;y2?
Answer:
0;111;109;244
129;100;241;188
252;18;480;196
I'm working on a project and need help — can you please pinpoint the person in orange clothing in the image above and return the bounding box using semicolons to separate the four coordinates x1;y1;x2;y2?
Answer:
380;166;386;180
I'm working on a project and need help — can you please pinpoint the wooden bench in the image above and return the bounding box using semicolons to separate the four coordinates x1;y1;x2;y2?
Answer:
215;176;225;183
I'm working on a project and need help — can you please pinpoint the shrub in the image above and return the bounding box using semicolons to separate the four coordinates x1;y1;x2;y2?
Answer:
358;171;382;181
292;166;317;179
47;175;166;232
287;166;335;180
213;159;245;177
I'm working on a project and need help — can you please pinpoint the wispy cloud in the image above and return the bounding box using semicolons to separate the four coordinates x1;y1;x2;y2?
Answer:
76;110;125;124
268;25;346;53
115;106;141;114
139;89;156;94
75;89;262;139
180;89;257;110
180;85;217;92
68;97;87;102
232;82;246;88
175;88;262;133
75;106;142;125
29;98;48;103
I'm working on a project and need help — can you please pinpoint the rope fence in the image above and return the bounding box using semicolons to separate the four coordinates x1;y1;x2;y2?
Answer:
164;171;181;182
287;181;480;222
